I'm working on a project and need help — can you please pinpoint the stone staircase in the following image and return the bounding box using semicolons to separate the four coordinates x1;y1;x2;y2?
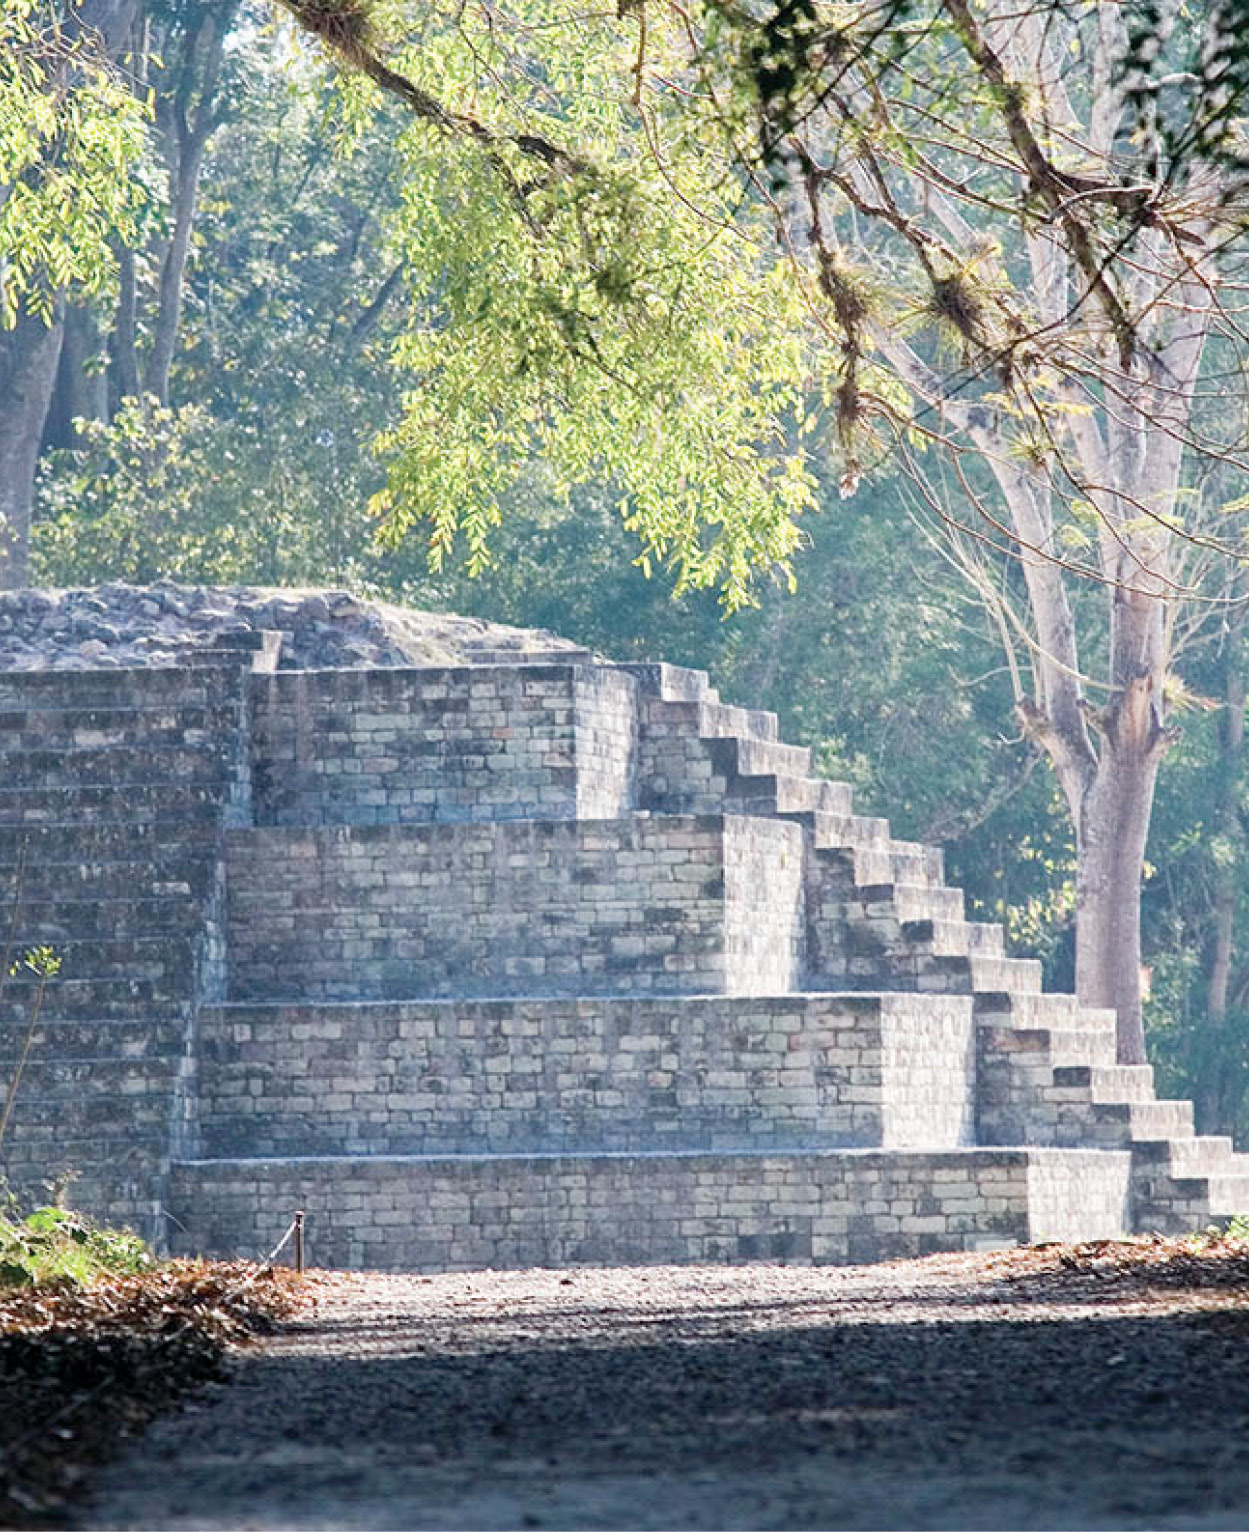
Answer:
0;642;1243;1267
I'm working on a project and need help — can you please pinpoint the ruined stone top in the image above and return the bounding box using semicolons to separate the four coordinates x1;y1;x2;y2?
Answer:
0;583;592;671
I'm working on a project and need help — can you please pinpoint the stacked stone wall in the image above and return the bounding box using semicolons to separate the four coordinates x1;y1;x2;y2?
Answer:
224;816;806;1002
194;992;976;1159
879;1000;975;1148
571;668;638;818
0;663;251;1231
251;664;637;828
168;1146;1134;1271
724;817;807;993
0;619;1232;1267
1026;1150;1133;1242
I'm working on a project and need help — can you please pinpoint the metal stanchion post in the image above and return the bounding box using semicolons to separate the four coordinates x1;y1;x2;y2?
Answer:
294;1209;305;1274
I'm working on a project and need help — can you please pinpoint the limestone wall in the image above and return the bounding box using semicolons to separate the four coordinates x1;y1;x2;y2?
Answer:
1025;1149;1133;1242
194;992;976;1159
223;815;807;1002
251;664;637;828
0;621;1217;1265
169;1148;1059;1271
0;664;249;1231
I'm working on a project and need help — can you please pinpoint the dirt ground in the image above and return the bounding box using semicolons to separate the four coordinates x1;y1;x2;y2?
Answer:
73;1242;1249;1531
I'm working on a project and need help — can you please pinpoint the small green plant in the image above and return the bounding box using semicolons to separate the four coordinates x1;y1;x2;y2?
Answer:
0;943;63;1159
0;1205;153;1288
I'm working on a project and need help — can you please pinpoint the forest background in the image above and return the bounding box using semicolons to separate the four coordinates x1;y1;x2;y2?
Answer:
3;0;1249;1142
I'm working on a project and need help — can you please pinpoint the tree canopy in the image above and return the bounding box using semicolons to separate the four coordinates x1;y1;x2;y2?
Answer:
0;0;149;327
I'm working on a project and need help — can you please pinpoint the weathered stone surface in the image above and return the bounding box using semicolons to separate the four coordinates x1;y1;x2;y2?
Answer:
194;993;974;1159
0;583;589;672
0;586;1242;1268
166;1147;1132;1271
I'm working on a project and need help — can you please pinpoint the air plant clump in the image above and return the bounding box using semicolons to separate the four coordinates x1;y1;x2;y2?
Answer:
819;259;874;474
277;0;377;67
927;270;989;353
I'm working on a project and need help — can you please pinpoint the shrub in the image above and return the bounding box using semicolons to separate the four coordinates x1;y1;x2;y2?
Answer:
0;1205;153;1289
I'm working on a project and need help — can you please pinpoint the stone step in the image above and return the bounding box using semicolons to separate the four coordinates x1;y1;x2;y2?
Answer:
3;895;208;939
893;914;979;955
0;667;245;709
891;883;966;924
0;978;192;1022
0;820;220;859
1046;1027;1121;1067
1051;1063;1157;1102
770;775;855;816
973;992;1115;1030
0;702;244;743
0;1016;185;1059
0;858;216;901
853;843;943;887
0;782;230;825
811;812;892;850
723;776;852;820
730;735;813;779
466;647;596;667
613;662;716;704
978;1022;1120;1071
889;839;945;881
640;696;778;745
0;743;231;787
0;1091;174;1133
1206;1174;1249;1215
967;954;1044;994
1131;1134;1237;1176
1091;1098;1195;1142
0;935;199;985
909;918;1005;958
0;1056;181;1096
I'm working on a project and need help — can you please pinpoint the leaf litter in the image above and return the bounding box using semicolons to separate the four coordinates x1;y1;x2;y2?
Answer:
2;1230;1249;1529
0;1259;310;1528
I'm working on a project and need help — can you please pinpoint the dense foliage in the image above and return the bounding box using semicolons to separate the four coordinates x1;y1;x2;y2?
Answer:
0;1;149;326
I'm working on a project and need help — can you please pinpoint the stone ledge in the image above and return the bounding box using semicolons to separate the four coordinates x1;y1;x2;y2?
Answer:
167;1146;1132;1272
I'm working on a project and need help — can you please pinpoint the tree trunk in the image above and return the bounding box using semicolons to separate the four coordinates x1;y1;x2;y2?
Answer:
43;303;108;451
0;0;141;589
145;3;235;406
1200;613;1246;1128
145;145;210;406
0;306;66;589
1071;728;1161;1065
112;247;141;405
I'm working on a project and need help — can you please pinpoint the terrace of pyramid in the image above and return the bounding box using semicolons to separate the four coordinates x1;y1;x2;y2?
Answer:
0;585;1245;1269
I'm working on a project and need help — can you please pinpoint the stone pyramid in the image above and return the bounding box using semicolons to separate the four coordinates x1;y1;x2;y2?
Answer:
0;595;1245;1269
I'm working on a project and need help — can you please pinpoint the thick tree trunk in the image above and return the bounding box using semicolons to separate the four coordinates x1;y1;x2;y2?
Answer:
1199;618;1246;1128
1071;729;1161;1065
1038;579;1170;1066
0;0;141;589
0;307;66;589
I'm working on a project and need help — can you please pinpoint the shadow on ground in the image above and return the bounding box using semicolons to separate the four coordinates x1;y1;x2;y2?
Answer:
77;1282;1249;1530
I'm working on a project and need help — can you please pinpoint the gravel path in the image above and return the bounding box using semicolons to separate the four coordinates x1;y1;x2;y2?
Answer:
76;1251;1249;1530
